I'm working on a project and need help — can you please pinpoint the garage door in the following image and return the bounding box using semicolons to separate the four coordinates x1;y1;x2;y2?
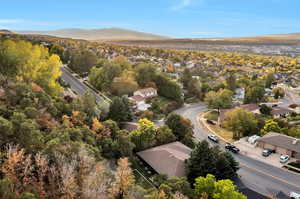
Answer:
264;143;276;150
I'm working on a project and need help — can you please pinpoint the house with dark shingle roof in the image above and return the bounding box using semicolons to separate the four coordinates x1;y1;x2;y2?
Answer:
270;106;294;119
257;132;300;159
137;142;192;178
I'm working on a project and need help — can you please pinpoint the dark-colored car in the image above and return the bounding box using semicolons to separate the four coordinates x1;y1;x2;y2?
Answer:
206;119;216;125
262;149;275;157
225;143;240;153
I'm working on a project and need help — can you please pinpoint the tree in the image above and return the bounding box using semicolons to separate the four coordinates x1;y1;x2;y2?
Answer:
135;63;157;87
49;44;64;59
129;118;156;151
69;49;98;74
0;40;62;96
226;73;237;92
154;73;183;102
273;87;285;99
111;70;139;96
265;73;275;88
110;158;135;199
244;81;265;104
259;104;272;115
187;141;217;183
261;119;281;135
223;108;258;139
155;125;176;145
194;174;216;197
116;130;135;157
89;61;122;92
165;114;194;141
194;174;246;199
112;56;132;70
180;68;192;88
204;89;233;109
223;152;239;173
187;141;238;184
108;96;132;124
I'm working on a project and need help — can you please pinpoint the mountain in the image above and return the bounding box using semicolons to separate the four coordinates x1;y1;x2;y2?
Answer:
0;29;13;34
15;28;169;41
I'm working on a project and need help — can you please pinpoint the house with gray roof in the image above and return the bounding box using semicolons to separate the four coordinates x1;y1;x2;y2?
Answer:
137;142;192;178
257;132;300;159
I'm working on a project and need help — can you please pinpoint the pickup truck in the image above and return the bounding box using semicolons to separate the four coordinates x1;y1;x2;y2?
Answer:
290;192;300;199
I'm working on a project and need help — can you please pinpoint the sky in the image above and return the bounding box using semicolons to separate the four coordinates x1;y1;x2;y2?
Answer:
1;0;300;38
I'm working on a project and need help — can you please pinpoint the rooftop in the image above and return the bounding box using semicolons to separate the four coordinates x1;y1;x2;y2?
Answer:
137;142;192;177
257;132;300;153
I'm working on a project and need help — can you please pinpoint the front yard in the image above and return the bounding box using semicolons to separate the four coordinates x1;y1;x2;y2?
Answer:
202;112;234;142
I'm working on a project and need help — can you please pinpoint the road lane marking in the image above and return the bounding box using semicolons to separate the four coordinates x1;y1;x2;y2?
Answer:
240;162;300;189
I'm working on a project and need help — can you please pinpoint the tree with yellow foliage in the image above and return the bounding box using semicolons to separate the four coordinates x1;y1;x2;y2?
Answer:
0;40;62;96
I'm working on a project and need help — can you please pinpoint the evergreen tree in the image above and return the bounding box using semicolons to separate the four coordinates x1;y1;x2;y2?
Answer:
187;141;217;184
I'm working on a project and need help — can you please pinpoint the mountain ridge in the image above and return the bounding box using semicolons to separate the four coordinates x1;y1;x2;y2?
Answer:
15;28;170;41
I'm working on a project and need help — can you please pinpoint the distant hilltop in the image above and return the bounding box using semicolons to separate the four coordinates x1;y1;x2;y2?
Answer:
0;29;13;34
15;28;170;41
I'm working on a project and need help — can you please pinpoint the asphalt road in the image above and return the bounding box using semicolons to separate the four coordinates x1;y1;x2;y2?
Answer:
174;103;300;197
59;70;300;196
60;66;104;102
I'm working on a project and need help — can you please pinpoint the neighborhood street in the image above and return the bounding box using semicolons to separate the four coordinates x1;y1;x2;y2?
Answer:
175;103;300;196
60;66;104;102
60;70;300;197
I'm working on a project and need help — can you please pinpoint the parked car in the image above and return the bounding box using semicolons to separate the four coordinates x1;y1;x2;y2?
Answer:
290;192;300;199
206;119;216;125
262;149;275;157
208;134;219;143
248;135;261;144
279;154;290;163
225;143;240;153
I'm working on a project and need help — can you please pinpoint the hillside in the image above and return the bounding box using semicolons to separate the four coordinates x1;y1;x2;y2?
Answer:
109;32;300;57
15;28;169;41
0;29;13;34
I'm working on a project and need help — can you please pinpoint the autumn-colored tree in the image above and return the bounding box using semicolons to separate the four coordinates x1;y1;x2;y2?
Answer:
110;158;135;199
223;108;258;139
0;40;62;96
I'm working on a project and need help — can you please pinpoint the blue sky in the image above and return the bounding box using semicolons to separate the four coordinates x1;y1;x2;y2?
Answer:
1;0;300;38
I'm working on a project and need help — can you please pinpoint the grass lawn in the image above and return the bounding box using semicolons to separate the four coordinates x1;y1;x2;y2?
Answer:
204;111;219;121
208;124;234;143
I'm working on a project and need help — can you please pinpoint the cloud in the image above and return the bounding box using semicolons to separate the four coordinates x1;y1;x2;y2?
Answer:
0;19;23;24
171;0;193;10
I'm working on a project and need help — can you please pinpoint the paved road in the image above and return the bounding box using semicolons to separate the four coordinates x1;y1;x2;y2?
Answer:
59;69;300;196
175;103;300;196
60;66;104;102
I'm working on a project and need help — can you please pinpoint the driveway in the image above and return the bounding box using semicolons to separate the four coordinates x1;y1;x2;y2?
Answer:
235;138;287;168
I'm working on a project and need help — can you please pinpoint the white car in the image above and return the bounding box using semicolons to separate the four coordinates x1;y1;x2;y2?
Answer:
248;135;261;144
279;154;289;163
208;134;219;143
290;192;300;199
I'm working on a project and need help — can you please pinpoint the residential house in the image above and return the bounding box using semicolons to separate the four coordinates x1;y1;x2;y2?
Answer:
137;142;192;178
270;106;294;118
133;87;158;99
129;87;158;111
257;132;300;159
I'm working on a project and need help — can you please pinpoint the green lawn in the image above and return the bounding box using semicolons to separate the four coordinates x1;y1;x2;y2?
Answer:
204;111;219;121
